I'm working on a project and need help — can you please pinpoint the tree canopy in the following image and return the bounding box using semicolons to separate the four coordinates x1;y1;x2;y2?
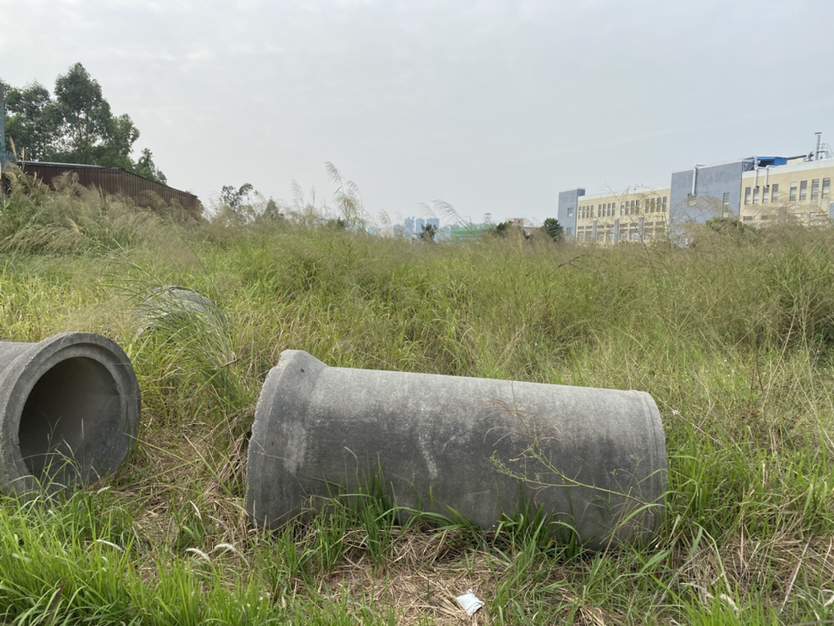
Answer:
541;217;564;242
2;63;166;183
419;223;438;242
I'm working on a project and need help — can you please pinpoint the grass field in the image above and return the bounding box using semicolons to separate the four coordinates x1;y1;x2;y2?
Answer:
1;175;834;624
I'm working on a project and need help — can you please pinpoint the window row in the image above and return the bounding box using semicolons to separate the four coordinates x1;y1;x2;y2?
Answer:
577;197;667;219
745;179;831;205
575;226;666;242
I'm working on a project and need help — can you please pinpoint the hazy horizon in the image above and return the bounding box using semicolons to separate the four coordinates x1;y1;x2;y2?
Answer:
2;0;832;227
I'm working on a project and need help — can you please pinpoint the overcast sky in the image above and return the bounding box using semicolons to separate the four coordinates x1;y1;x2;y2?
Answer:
2;0;832;227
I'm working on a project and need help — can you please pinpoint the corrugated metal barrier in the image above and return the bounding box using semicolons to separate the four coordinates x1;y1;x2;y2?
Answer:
20;162;202;220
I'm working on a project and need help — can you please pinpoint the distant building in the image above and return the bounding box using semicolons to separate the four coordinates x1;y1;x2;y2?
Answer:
450;224;492;242
401;216;440;238
560;187;670;244
559;133;833;245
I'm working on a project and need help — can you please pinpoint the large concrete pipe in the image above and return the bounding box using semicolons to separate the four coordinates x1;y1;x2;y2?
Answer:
248;350;668;548
0;333;141;494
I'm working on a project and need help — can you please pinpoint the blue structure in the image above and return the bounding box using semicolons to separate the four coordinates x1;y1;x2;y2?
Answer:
669;159;753;235
401;216;441;239
556;188;585;239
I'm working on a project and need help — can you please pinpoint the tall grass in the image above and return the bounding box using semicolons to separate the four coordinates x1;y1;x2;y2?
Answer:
1;178;834;623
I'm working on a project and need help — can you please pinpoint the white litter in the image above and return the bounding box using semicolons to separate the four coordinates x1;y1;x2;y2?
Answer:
456;590;484;616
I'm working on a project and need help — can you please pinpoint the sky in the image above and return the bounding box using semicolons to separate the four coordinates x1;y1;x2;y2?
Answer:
2;0;832;228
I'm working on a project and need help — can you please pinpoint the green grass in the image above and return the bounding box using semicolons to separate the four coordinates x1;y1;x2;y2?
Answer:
2;177;834;623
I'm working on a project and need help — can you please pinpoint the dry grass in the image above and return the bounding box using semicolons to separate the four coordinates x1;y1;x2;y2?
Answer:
3;179;834;622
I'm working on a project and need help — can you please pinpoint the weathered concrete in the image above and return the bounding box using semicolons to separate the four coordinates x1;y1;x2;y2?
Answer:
247;350;668;548
0;333;141;494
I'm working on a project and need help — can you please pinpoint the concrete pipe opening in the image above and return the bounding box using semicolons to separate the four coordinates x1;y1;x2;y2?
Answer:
0;333;141;494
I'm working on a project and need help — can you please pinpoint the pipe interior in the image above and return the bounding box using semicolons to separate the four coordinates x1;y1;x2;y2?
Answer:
18;356;121;485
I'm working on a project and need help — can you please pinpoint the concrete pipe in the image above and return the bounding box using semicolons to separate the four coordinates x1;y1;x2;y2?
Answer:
248;350;668;548
0;332;141;494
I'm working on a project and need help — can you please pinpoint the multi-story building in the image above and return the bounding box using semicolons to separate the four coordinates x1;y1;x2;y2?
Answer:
402;216;441;238
738;157;833;227
558;186;670;244
559;134;833;244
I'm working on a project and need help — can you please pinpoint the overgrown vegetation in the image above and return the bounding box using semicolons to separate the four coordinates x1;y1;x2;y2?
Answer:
1;176;834;624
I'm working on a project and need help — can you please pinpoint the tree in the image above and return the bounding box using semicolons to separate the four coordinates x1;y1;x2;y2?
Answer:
541;217;564;242
51;63;140;166
493;221;510;238
3;63;161;179
697;216;759;247
3;81;61;160
493;220;530;240
419;223;437;242
219;183;255;214
136;148;167;184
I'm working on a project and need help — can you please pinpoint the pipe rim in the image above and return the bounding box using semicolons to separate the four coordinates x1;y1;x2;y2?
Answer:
0;332;141;494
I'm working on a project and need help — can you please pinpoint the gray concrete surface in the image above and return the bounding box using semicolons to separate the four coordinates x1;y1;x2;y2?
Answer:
0;333;141;494
247;350;668;548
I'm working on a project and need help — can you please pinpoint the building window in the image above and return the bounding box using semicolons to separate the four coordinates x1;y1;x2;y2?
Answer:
811;179;820;202
762;186;770;204
567;208;574;217
620;203;625;216
772;183;779;203
723;192;730;207
662;197;667;211
744;187;751;205
753;186;760;204
790;182;798;202
565;227;572;236
800;180;808;202
823;179;831;201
